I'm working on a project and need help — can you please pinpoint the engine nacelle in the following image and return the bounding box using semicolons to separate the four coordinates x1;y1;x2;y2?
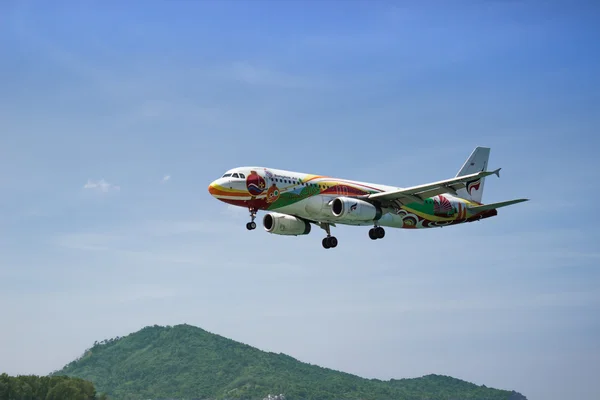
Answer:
263;212;311;236
331;197;382;222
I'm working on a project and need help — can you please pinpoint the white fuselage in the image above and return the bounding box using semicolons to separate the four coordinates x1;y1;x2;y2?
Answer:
208;166;470;229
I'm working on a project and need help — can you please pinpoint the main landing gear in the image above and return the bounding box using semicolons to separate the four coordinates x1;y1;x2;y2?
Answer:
319;223;383;248
246;207;257;230
320;223;338;249
369;226;385;240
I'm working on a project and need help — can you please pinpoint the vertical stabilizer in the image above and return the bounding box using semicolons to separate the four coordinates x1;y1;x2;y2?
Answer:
455;147;490;204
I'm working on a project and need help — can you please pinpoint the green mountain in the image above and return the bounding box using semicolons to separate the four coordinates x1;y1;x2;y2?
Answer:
52;324;527;400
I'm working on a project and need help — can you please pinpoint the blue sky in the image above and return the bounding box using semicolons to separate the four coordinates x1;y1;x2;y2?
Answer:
1;1;599;399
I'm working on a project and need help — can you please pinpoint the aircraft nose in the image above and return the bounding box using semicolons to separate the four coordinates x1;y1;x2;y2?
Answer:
208;181;218;196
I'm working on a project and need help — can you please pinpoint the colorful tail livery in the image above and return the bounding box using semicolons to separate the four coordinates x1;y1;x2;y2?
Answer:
455;146;490;204
208;147;528;249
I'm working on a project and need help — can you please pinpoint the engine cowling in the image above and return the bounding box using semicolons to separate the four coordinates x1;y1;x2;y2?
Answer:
263;212;311;236
331;197;382;222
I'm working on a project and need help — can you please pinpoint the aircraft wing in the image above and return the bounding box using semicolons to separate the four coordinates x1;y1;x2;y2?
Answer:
467;198;529;212
367;168;502;204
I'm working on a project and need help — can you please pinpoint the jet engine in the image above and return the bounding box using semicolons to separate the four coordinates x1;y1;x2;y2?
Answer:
263;212;311;236
331;197;382;222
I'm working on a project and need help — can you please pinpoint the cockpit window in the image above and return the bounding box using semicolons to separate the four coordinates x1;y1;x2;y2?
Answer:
222;172;246;179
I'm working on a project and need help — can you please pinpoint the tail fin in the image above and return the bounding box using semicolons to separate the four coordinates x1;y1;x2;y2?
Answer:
455;146;490;203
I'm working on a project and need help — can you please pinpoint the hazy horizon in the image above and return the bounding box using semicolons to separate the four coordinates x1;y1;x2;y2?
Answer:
1;1;599;400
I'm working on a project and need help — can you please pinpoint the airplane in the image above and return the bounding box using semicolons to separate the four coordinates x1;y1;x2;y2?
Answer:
208;147;528;249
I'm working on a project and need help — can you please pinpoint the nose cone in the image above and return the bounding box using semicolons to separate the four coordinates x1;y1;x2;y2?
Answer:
208;181;218;196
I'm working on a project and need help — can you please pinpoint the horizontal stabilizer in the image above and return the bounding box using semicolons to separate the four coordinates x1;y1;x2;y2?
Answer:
468;198;529;213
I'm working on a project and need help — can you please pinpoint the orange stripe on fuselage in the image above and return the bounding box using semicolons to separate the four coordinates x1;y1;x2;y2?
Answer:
208;185;249;198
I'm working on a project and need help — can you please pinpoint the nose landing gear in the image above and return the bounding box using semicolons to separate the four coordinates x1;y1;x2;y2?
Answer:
246;207;257;230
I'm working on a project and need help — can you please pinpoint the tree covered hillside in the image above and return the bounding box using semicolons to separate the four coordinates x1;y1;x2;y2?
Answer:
53;324;526;400
0;373;107;400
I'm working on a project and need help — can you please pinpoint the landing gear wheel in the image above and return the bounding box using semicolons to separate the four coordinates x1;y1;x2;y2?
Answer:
246;207;257;230
322;236;338;249
319;222;338;249
369;227;385;240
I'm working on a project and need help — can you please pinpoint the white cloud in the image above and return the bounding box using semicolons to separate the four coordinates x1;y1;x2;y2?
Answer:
218;61;321;89
54;232;118;251
83;179;120;192
112;283;180;304
162;175;171;183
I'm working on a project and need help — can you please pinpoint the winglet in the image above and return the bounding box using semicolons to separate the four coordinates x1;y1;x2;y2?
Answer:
493;168;501;178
